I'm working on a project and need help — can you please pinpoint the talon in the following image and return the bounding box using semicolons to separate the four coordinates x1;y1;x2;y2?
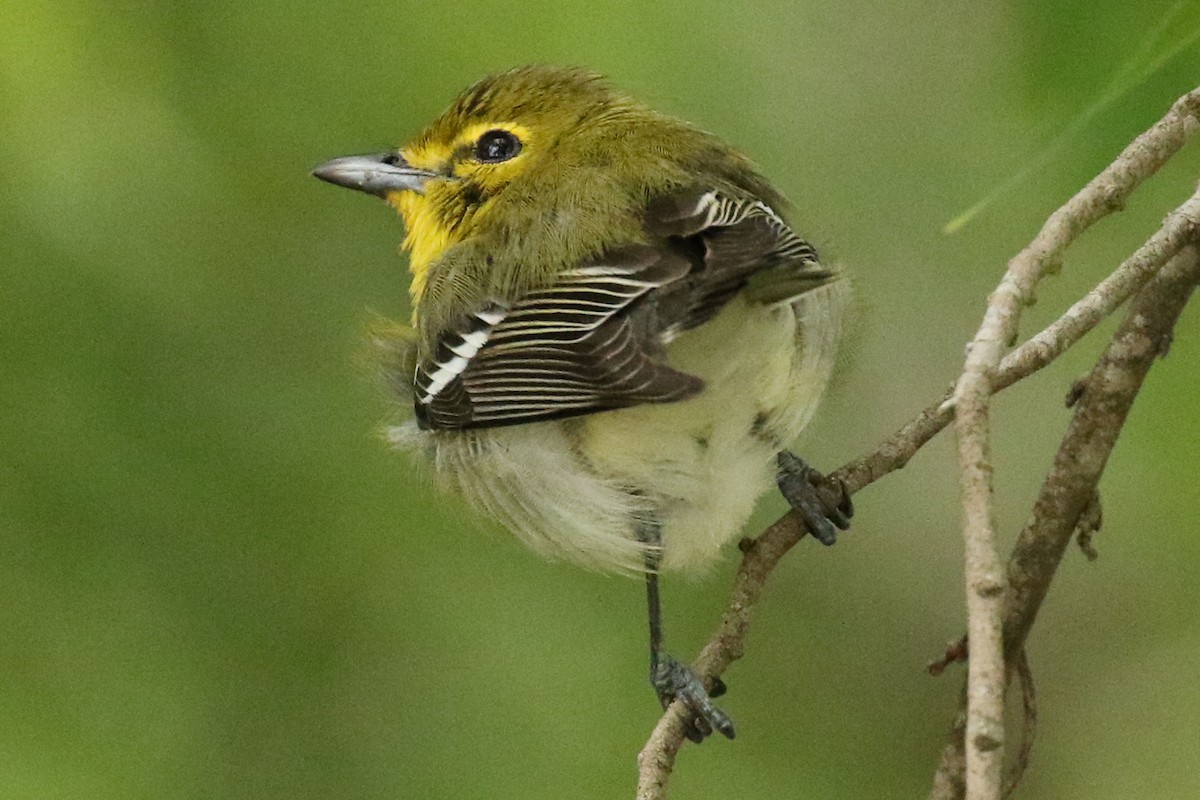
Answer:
652;655;736;740
688;715;712;742
820;477;854;528
836;478;854;519
776;451;852;545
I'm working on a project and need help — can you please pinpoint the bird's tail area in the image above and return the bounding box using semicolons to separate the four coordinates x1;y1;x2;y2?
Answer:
774;267;853;440
742;257;838;307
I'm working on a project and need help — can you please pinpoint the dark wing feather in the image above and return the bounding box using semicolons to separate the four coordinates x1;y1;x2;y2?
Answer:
414;188;831;431
414;246;702;430
645;189;831;334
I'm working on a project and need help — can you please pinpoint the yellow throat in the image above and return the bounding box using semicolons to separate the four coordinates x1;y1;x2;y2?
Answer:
387;190;454;312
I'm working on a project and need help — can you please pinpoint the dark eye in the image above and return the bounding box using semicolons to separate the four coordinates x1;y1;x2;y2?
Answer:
474;129;522;163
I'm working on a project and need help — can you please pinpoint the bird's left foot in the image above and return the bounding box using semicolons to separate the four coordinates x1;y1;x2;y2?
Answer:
652;654;735;742
776;451;853;545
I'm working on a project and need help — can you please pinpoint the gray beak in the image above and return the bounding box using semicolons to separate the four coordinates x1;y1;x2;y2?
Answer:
311;153;437;197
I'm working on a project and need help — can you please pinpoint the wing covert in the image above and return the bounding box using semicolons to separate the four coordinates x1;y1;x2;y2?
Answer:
414;188;834;431
414;246;702;430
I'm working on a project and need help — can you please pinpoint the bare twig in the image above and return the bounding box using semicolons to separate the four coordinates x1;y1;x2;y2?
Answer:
948;88;1200;800
635;88;1200;800
638;210;1200;799
928;244;1200;798
637;509;809;799
827;178;1200;510
1002;649;1038;799
994;189;1200;385
1003;244;1199;662
929;696;970;800
929;636;970;677
949;392;1006;800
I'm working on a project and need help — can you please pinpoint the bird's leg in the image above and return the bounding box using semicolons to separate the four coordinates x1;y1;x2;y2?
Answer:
636;519;735;742
776;450;854;545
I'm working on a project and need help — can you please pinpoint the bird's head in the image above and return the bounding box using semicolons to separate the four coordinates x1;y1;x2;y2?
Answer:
314;66;654;299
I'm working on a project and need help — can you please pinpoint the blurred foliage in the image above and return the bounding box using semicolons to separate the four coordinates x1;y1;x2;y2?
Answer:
2;1;1199;798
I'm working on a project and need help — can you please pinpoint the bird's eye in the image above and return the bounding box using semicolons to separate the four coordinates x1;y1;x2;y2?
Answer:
474;129;522;163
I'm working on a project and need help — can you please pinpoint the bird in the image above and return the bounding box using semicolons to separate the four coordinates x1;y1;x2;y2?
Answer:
313;65;851;741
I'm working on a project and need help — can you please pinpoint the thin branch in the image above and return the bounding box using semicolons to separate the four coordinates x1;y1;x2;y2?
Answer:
994;189;1200;386
637;508;808;799
637;199;1199;798
950;389;1006;800
942;181;1200;799
928;636;970;677
1002;650;1038;799
832;180;1200;505
929;691;970;800
1003;243;1199;661
636;87;1200;800
928;244;1200;799
948;87;1200;800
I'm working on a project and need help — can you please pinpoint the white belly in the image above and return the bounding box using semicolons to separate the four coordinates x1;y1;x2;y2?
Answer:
389;286;844;574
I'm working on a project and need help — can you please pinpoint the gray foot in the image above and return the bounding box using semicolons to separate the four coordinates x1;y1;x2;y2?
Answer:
652;654;735;742
776;451;853;545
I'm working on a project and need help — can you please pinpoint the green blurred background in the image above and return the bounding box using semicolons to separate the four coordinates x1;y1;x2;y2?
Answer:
3;1;1199;797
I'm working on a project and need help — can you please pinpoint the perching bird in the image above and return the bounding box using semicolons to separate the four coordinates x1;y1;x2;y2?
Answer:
313;65;851;741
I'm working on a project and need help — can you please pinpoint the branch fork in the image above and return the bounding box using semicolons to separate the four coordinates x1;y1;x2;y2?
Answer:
636;86;1200;800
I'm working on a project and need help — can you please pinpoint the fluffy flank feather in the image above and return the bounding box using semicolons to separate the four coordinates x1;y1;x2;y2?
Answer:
387;419;656;573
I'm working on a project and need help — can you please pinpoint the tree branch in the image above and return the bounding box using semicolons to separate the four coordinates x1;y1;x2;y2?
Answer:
635;87;1200;800
928;242;1200;799
994;189;1200;389
1004;247;1198;657
1003;649;1038;798
948;87;1200;800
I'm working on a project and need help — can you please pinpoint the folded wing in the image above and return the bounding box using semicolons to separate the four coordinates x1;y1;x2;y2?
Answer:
414;188;832;430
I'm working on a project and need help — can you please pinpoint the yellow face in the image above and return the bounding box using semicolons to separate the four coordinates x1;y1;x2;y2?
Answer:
386;121;535;303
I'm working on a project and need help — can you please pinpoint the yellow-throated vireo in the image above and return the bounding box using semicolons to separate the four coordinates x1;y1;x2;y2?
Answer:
314;65;851;741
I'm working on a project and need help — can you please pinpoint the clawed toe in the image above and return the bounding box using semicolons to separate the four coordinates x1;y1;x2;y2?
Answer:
776;451;853;545
652;655;736;741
